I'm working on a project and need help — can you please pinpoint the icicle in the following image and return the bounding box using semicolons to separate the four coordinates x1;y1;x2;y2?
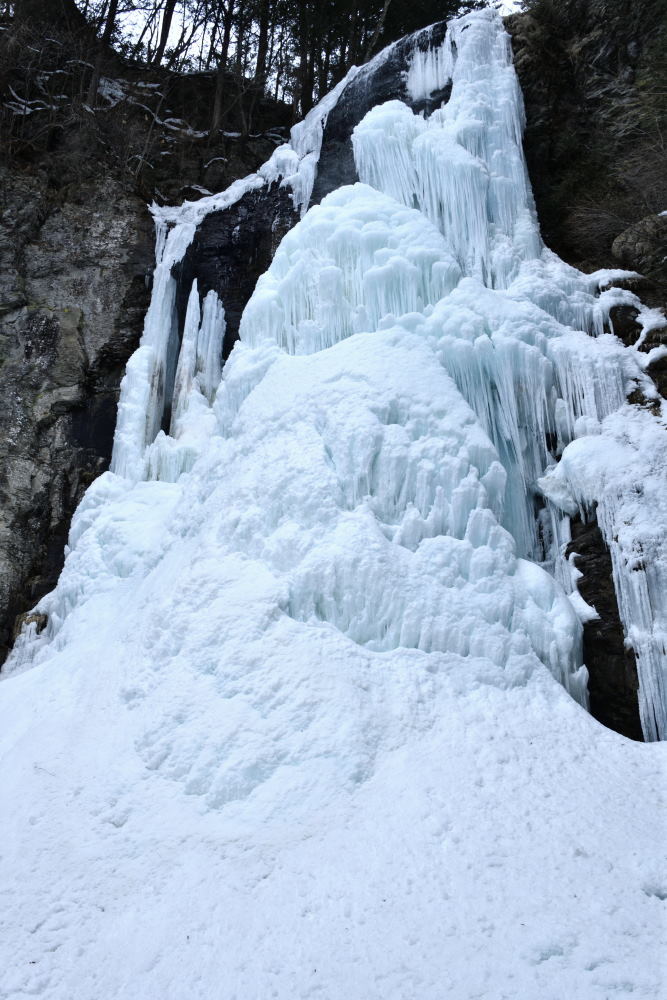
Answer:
405;28;455;102
170;282;201;438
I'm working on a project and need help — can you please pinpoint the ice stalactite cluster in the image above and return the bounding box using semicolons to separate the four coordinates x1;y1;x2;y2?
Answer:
348;10;666;737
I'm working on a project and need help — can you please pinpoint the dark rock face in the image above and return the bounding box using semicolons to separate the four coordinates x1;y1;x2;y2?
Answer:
506;0;667;301
567;517;643;741
311;21;449;205
612;214;667;299
0;170;154;660
174;186;299;359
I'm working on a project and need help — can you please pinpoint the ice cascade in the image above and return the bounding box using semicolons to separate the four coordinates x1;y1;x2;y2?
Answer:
6;8;666;749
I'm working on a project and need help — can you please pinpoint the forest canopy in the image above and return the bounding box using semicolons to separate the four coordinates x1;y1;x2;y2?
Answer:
8;0;493;115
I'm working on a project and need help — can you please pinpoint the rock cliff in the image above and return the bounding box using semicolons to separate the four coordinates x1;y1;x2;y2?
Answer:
506;0;666;300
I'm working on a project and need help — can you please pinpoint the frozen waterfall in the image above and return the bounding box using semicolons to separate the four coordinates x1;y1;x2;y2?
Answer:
2;10;666;999
12;7;662;736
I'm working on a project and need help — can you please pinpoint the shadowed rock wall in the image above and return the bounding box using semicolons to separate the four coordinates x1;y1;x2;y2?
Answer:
507;0;667;301
0;171;154;659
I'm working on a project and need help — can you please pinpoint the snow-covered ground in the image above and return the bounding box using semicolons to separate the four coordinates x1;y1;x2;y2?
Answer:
1;10;665;999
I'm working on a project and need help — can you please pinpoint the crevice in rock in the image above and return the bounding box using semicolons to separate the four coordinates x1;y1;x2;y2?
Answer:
566;513;644;741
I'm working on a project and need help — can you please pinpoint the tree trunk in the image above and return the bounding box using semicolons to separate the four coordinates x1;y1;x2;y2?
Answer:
86;0;118;106
204;11;221;70
297;3;312;116
364;0;393;61
151;0;178;66
253;0;270;87
318;33;330;99
210;1;235;135
235;0;246;73
133;5;160;61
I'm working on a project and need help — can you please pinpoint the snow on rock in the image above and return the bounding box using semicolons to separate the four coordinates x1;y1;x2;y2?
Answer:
1;9;665;1000
264;67;360;213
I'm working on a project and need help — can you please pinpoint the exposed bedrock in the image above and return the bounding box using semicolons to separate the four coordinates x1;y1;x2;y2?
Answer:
0;171;154;660
506;0;666;304
567;517;643;742
174;186;299;361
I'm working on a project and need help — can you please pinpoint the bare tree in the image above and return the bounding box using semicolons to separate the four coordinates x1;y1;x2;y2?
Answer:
86;0;118;104
364;0;393;60
210;0;236;134
151;0;177;64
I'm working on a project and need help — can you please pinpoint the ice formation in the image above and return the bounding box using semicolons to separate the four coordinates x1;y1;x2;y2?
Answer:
1;10;666;999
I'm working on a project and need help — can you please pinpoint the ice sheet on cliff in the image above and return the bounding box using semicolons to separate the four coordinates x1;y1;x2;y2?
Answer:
1;9;665;1000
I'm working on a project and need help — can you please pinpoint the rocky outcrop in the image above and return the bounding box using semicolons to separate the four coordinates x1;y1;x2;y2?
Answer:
506;0;666;303
311;21;450;204
612;214;667;298
175;186;299;360
0;169;154;659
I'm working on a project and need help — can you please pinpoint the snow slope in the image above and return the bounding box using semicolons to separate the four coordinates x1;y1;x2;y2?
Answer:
1;9;665;999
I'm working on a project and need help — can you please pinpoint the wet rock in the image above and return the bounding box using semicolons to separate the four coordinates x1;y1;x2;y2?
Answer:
612;214;667;294
567;515;643;742
608;304;642;347
647;347;667;400
312;21;449;205
174;184;299;359
0;170;154;662
12;611;47;642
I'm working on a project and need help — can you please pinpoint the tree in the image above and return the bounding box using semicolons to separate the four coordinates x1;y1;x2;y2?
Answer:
151;0;177;65
210;0;236;134
43;0;493;125
14;0;85;26
364;0;393;60
86;0;119;104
